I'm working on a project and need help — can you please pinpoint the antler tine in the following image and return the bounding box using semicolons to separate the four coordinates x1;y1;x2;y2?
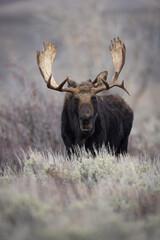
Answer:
47;74;77;93
93;38;130;95
93;77;129;95
107;80;130;96
37;41;76;93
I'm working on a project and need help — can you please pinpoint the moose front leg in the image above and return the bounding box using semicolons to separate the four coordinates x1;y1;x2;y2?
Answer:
85;133;104;157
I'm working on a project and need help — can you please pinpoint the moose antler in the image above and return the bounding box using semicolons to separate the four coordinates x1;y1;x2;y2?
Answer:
37;41;76;93
94;37;130;95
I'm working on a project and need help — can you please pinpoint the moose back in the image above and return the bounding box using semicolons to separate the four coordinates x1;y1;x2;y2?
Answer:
37;38;133;156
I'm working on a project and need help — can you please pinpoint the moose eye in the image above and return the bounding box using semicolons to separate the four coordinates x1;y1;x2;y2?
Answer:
91;96;96;102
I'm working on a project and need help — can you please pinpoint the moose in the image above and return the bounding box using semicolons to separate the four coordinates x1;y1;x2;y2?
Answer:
37;38;133;156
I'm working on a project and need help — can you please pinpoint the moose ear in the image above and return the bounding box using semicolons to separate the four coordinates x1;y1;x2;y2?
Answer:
87;79;92;83
93;71;108;87
67;80;78;88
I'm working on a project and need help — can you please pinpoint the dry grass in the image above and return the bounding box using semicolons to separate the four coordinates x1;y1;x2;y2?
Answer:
0;149;160;240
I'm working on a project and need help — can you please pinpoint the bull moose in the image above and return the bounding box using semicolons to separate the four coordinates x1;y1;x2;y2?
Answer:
37;38;133;156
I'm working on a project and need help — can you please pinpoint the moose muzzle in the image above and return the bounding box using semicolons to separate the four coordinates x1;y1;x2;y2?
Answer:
79;104;93;132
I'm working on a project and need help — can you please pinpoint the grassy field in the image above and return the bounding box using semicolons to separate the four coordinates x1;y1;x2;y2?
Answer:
0;149;160;240
0;0;160;239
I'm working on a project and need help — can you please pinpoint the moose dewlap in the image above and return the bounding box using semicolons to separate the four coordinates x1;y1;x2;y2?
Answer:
37;38;133;156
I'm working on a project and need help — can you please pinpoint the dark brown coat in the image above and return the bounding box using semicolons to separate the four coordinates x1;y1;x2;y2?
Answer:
61;81;133;156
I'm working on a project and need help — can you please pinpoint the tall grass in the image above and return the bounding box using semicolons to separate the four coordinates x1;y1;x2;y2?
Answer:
0;149;160;240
